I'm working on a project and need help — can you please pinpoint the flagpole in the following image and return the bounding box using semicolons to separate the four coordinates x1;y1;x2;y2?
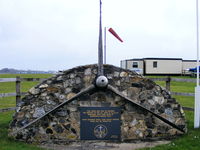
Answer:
98;0;103;76
96;0;109;88
195;0;200;128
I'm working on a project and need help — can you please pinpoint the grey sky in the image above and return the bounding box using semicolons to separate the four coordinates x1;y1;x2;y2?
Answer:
0;0;197;71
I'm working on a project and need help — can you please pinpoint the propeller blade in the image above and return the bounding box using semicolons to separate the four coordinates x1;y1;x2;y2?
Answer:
11;85;96;135
107;84;185;133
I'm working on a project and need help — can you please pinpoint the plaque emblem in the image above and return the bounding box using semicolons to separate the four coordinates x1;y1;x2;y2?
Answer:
94;124;108;138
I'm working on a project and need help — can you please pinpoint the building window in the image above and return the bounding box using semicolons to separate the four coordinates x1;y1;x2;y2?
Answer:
132;62;138;68
153;61;157;68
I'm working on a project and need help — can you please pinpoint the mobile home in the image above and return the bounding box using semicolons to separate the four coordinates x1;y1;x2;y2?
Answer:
121;59;144;74
120;58;197;75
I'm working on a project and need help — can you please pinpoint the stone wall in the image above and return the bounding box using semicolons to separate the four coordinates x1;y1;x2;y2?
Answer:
9;64;187;143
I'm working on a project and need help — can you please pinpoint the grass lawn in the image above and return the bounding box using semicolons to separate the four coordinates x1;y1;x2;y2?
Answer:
146;75;196;79
151;79;195;109
0;74;53;149
0;74;199;149
0;111;45;150
141;111;200;150
173;96;194;108
0;74;53;78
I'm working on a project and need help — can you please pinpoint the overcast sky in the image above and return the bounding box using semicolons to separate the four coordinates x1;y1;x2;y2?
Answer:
0;0;198;71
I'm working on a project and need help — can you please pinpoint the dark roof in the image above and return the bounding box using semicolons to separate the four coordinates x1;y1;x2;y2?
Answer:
123;58;199;62
125;58;183;61
182;60;198;62
144;58;182;60
121;58;143;61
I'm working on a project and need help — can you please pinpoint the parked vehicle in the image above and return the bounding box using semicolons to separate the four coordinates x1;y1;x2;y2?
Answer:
189;66;200;77
189;66;200;72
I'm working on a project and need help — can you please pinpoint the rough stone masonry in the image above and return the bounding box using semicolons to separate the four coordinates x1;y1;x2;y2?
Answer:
9;64;187;143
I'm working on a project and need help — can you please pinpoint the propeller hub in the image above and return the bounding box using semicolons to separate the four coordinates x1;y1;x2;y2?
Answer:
96;76;108;88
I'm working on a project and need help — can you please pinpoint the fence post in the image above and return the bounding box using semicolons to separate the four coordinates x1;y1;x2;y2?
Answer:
166;76;171;91
16;76;21;105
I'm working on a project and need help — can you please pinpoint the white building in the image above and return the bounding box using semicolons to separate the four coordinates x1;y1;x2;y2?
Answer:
120;58;197;75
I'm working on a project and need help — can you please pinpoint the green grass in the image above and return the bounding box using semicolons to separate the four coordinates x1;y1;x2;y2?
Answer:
141;111;200;150
146;75;196;79
0;74;52;93
170;82;195;93
154;81;195;109
151;79;195;109
0;74;53;110
0;111;45;150
0;97;15;109
0;74;199;149
142;76;199;150
154;81;195;93
0;74;52;150
0;74;53;78
173;96;194;108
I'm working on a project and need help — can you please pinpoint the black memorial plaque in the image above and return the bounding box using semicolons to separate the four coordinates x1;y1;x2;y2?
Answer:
80;107;121;140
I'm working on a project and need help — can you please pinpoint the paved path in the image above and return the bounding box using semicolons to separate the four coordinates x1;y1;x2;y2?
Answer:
40;141;170;150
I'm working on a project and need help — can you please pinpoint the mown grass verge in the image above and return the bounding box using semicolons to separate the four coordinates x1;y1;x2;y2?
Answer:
0;111;45;150
141;111;200;150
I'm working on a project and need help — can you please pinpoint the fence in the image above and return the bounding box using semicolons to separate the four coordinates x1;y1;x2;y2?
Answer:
0;76;195;112
0;76;46;112
150;77;195;97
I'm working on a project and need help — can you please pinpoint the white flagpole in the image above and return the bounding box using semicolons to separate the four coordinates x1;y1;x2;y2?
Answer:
195;0;200;128
197;0;200;85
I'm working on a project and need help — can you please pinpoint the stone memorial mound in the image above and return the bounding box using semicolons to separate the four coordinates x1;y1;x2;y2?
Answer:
9;64;187;143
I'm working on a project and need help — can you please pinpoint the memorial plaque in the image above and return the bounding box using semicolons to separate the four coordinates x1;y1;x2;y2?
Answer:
80;107;121;140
